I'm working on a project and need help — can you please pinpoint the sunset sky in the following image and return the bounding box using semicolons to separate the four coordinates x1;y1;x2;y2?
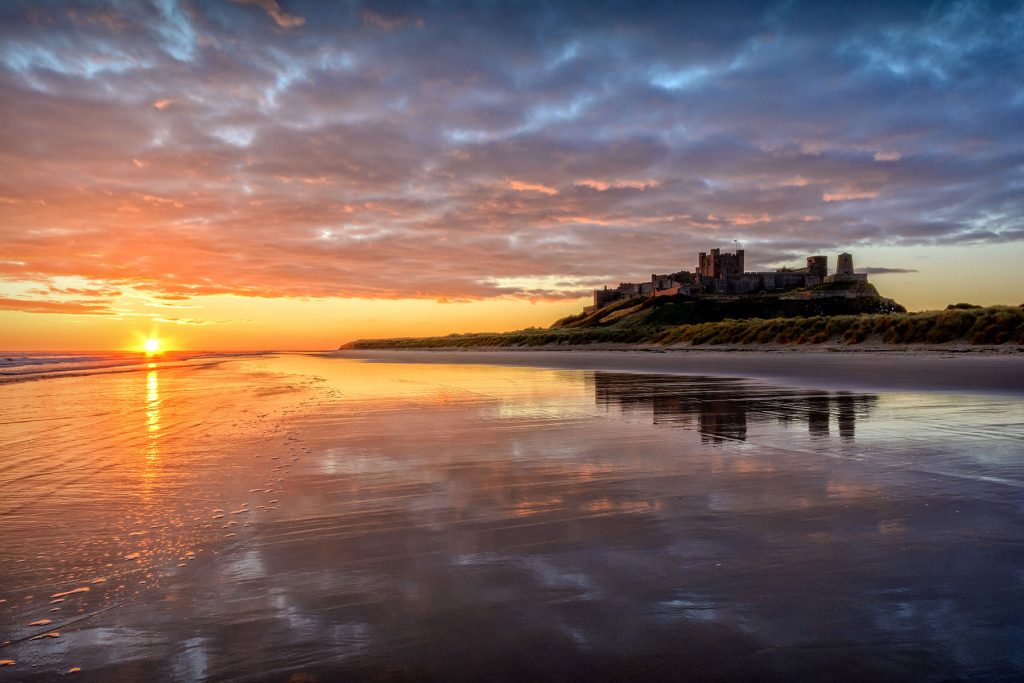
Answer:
2;0;1022;351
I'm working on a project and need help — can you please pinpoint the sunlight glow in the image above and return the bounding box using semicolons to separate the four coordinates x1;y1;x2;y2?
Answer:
144;338;161;354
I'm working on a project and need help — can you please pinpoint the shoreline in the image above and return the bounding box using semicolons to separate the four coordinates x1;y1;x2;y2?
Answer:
328;347;1024;394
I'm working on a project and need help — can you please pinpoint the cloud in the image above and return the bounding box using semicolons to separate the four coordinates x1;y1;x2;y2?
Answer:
360;9;416;32
152;316;213;325
28;285;123;298
0;297;114;315
232;0;304;29
509;180;559;195
0;0;1021;305
576;179;660;191
859;267;919;275
873;151;901;162
823;191;880;202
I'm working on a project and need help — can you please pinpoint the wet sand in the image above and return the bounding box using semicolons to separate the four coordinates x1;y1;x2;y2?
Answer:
2;354;1023;680
334;348;1024;394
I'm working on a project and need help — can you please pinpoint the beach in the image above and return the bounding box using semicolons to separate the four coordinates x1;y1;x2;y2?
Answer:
2;352;1023;680
333;347;1024;394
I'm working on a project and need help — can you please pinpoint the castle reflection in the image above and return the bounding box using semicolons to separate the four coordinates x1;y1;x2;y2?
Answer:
592;373;876;444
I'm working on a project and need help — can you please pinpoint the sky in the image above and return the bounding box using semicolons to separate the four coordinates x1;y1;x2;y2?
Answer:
1;0;1022;351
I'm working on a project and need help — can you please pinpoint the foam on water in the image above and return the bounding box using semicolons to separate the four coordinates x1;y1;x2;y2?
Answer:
0;350;268;384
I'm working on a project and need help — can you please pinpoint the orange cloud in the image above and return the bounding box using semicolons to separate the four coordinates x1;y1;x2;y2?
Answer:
780;176;812;187
233;0;305;28
823;191;879;202
731;214;775;225
575;178;660;191
555;215;617;226
508;180;558;195
0;297;114;315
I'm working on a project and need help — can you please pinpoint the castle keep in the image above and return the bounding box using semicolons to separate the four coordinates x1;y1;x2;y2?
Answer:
588;249;866;313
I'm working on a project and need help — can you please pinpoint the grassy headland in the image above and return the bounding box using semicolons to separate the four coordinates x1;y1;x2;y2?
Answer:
342;286;1024;350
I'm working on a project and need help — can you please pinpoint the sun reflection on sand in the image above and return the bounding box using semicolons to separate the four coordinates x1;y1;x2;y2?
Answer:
143;369;161;491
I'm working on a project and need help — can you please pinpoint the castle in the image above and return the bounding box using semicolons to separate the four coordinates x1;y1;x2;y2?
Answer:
587;249;867;313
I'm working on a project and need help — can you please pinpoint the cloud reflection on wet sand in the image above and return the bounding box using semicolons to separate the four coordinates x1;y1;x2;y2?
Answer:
1;356;1022;680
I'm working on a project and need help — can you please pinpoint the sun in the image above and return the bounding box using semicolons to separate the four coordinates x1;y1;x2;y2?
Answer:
143;338;161;354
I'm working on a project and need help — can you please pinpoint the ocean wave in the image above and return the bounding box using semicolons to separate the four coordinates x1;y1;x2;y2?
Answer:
0;351;270;384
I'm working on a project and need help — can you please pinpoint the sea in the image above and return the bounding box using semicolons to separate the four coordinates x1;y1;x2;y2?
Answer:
0;350;265;383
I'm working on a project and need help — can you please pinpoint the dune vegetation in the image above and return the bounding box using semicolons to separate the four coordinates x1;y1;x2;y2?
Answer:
653;305;1024;346
342;297;1024;350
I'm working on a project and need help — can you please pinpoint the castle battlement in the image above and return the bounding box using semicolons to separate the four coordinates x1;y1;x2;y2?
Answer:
586;250;867;313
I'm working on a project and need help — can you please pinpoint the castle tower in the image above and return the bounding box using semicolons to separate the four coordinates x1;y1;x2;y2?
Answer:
807;255;827;280
698;247;745;278
836;252;854;276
